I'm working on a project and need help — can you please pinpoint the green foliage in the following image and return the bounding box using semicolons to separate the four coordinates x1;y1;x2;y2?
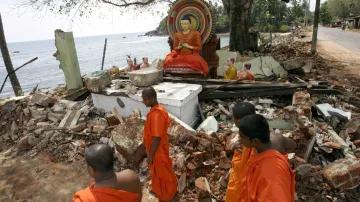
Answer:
327;0;360;19
319;1;332;25
279;25;289;32
262;24;276;32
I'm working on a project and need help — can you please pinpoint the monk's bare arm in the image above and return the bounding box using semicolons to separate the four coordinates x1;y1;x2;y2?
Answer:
284;137;297;153
148;137;161;162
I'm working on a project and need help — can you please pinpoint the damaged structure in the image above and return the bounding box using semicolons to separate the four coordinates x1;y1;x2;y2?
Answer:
2;21;360;202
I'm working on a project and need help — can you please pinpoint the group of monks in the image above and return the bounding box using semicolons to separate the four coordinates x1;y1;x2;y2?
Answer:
72;85;297;202
222;57;255;81
126;57;150;71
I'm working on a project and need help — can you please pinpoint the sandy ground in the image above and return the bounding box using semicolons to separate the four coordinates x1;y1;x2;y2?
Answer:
317;40;360;79
0;150;158;202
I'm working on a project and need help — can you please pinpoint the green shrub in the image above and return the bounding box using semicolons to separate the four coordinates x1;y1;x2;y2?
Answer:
279;25;290;33
263;24;276;32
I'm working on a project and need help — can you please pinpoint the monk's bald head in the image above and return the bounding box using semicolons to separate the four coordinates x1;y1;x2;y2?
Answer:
232;102;256;126
85;144;114;173
142;87;158;107
142;87;157;99
233;102;256;119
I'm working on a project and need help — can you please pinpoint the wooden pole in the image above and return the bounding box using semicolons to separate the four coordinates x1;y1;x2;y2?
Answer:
311;0;321;55
0;13;23;96
101;38;107;70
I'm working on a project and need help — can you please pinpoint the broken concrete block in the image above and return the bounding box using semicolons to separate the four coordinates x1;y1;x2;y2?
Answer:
178;173;187;193
246;56;288;79
197;116;218;134
150;58;164;70
111;110;146;165
282;57;306;71
323;158;360;189
93;125;106;134
127;68;163;87
302;61;313;73
54;30;83;89
30;93;57;107
83;70;111;93
176;153;185;169
195;177;212;198
125;84;137;94
168;114;197;142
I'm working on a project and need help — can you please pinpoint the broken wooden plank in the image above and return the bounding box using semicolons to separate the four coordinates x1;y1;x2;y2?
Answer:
219;104;231;116
69;110;82;128
59;110;74;128
198;104;205;122
304;134;317;162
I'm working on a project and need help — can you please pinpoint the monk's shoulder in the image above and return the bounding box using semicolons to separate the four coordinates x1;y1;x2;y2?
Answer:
116;169;141;192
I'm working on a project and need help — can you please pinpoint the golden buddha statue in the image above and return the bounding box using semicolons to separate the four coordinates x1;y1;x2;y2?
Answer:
163;15;209;76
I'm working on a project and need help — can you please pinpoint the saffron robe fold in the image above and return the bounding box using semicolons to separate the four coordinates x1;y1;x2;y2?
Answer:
163;30;209;76
225;147;255;202
239;150;295;202
72;182;139;202
224;65;238;80
239;71;255;81
143;104;177;201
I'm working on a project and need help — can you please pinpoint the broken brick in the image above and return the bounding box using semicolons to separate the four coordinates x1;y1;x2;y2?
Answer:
323;158;360;189
199;138;211;148
30;93;57;107
106;114;120;126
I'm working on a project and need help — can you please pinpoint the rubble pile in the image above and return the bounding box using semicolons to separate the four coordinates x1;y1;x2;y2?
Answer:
0;92;113;163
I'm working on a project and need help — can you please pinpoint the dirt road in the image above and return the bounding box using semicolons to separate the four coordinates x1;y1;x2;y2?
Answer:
317;27;360;79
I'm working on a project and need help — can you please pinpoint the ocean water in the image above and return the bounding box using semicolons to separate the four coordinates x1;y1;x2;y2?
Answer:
0;33;229;98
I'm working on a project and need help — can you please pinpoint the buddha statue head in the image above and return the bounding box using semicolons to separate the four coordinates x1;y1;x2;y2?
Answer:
181;15;192;32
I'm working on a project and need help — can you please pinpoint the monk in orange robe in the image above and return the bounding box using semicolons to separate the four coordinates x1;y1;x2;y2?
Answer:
238;63;255;81
226;102;296;202
238;114;295;202
72;144;142;202
142;87;178;202
163;15;209;76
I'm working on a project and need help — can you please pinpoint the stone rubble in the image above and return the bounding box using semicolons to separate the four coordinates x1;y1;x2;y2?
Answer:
2;29;360;202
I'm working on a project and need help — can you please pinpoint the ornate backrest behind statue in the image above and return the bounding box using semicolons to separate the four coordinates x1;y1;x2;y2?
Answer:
166;0;219;78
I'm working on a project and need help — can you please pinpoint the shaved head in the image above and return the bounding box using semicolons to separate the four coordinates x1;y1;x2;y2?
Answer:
142;87;157;99
233;102;256;120
85;144;114;173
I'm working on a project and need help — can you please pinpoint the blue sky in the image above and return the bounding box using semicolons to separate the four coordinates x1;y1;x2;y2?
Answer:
0;0;324;43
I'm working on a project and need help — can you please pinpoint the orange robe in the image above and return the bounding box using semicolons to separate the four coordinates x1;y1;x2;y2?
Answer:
163;30;209;76
225;147;255;202
72;182;139;202
143;104;178;201
239;150;295;202
239;71;255;81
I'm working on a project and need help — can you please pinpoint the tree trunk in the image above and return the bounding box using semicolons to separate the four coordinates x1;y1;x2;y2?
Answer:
311;0;321;55
0;13;23;96
229;0;254;52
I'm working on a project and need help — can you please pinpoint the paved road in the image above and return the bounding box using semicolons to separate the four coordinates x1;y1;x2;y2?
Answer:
318;27;360;52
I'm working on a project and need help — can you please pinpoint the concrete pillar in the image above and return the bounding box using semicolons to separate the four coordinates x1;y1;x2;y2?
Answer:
53;30;83;89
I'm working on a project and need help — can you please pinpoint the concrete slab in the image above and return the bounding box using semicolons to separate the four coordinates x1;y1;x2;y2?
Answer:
247;56;288;78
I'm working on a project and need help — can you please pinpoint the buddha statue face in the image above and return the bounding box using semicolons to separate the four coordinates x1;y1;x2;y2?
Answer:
181;20;191;32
